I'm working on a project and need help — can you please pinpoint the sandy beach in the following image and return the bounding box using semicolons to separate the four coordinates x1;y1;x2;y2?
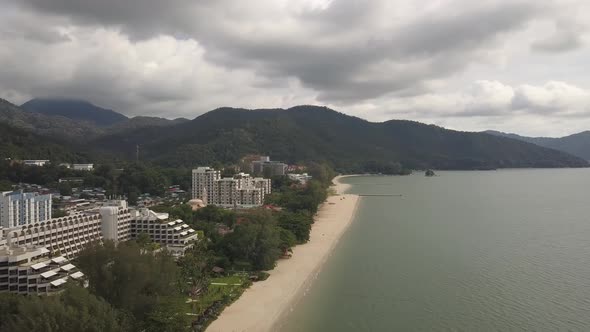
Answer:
207;176;360;332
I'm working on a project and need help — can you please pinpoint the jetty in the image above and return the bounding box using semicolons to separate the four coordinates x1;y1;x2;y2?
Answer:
358;194;402;197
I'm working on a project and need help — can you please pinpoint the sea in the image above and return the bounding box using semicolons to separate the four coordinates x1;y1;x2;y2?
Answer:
281;169;590;331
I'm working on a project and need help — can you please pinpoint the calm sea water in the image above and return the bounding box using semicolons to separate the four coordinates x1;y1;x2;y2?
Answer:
281;169;590;331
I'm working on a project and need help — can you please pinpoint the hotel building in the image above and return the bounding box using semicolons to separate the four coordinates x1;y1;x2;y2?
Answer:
0;199;198;294
0;245;85;295
130;208;198;258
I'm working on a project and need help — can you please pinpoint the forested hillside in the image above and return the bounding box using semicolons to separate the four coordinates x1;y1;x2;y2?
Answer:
91;106;588;171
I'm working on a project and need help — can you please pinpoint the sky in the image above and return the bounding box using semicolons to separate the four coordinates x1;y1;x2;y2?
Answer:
0;0;589;137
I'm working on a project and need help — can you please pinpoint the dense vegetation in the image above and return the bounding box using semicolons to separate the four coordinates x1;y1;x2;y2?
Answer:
0;123;89;163
0;284;131;331
91;106;588;171
0;160;190;198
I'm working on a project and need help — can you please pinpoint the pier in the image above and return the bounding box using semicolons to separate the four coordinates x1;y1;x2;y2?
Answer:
358;194;403;197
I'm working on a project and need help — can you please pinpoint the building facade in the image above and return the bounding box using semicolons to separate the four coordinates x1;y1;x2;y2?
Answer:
72;164;94;171
191;167;221;204
130;209;198;257
1;191;52;228
206;172;271;208
23;160;50;167
0;245;85;295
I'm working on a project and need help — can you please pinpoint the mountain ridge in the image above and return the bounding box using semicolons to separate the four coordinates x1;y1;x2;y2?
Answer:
21;97;129;127
89;105;589;170
485;130;590;161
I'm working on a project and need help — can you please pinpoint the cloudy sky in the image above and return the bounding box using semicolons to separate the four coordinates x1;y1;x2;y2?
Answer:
1;0;589;136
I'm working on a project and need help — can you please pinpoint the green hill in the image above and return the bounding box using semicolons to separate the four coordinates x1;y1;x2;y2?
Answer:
90;105;588;171
0;122;89;162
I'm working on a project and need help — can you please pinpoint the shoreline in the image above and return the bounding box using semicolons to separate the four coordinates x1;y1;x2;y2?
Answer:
206;175;360;332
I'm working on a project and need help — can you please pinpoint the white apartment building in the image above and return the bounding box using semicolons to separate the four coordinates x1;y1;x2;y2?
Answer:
23;160;50;167
0;245;84;295
208;172;271;208
1;191;52;228
72;164;94;171
253;178;272;197
211;178;240;207
130;208;198;258
237;188;264;207
191;167;221;204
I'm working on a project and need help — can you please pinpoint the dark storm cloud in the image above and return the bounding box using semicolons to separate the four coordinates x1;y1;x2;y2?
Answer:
1;0;590;136
12;0;547;103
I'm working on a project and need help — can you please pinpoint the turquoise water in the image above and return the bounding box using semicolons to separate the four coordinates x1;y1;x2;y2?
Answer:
281;169;590;331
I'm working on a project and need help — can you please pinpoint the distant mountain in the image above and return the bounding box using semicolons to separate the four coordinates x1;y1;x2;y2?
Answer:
90;105;588;170
21;98;128;127
1;98;187;140
0;98;101;138
486;130;590;161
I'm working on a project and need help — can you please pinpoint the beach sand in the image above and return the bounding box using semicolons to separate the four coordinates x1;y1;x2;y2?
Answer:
207;176;359;332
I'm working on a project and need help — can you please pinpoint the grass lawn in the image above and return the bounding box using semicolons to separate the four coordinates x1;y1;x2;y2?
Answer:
186;274;250;318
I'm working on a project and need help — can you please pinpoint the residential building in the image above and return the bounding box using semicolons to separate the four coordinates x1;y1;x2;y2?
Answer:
253;178;272;197
207;172;272;208
0;245;85;295
237;188;264;206
72;164;94;171
1;191;52;228
251;156;287;176
191;167;221;204
23;160;50;167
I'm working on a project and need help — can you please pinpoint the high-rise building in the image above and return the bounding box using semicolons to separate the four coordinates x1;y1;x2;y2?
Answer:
1;191;52;228
252;178;272;197
191;167;221;204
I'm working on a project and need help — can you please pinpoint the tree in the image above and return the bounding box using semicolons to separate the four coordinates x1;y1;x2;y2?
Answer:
0;180;13;191
76;241;182;328
221;210;282;271
0;284;131;332
278;228;297;251
58;182;72;196
178;241;212;295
